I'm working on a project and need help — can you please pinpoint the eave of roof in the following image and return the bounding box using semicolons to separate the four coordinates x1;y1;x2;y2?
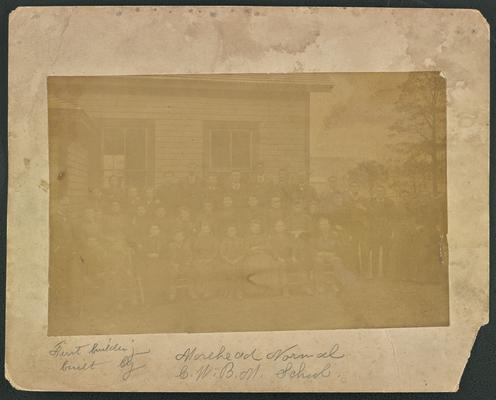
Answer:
47;74;334;95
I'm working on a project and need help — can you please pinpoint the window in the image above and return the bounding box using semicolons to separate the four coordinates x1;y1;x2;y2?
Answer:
100;120;155;188
205;123;258;172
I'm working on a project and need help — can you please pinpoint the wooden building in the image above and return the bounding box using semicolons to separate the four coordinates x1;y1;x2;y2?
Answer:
48;74;333;207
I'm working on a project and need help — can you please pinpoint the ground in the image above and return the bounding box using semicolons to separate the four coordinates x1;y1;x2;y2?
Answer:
51;274;450;336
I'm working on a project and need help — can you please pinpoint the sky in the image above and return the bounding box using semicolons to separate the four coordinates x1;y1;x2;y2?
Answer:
309;73;410;162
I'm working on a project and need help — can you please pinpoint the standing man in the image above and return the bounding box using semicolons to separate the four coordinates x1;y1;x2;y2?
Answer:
182;163;204;212
368;186;395;279
343;182;369;277
319;176;342;219
103;175;125;205
157;171;179;212
273;168;292;208
291;171;318;206
393;189;416;281
203;173;222;207
225;170;246;208
192;222;219;298
128;205;151;254
142;187;161;214
249;163;273;207
103;201;127;241
123;186;142;214
87;187;106;213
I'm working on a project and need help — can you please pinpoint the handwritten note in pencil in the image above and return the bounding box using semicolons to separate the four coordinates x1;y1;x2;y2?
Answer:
47;339;344;385
48;338;151;381
174;344;345;382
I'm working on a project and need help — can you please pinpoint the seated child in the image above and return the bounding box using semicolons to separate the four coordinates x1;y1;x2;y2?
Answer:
244;219;276;296
141;224;165;306
192;222;219;298
123;186;141;214
78;237;107;315
242;194;266;232
172;206;196;238
244;219;268;253
105;237;136;310
103;201;127;241
268;220;294;295
266;195;287;229
312;217;341;293
219;225;246;298
154;206;171;241
287;199;312;238
292;231;316;294
217;195;239;235
197;200;216;234
167;230;195;300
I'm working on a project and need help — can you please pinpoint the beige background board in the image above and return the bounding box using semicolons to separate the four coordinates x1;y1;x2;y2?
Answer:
7;6;489;392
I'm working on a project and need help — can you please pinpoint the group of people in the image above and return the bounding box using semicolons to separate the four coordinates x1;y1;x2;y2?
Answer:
51;167;448;312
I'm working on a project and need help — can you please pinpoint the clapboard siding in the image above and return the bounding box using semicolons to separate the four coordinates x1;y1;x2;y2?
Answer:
154;118;203;181
66;141;89;209
48;108;102;214
73;91;308;181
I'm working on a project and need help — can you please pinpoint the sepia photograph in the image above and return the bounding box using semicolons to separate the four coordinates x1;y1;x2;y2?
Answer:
47;72;449;335
6;5;490;393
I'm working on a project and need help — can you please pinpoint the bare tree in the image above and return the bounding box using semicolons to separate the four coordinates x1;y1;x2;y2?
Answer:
390;72;446;195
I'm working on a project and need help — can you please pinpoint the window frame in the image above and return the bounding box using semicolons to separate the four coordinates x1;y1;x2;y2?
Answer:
204;121;259;173
97;118;155;188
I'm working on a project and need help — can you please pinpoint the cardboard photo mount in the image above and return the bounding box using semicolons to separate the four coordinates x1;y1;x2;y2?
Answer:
6;6;489;392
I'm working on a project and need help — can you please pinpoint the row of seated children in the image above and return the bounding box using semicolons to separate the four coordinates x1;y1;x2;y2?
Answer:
144;216;344;302
78;216;344;306
78;193;341;248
